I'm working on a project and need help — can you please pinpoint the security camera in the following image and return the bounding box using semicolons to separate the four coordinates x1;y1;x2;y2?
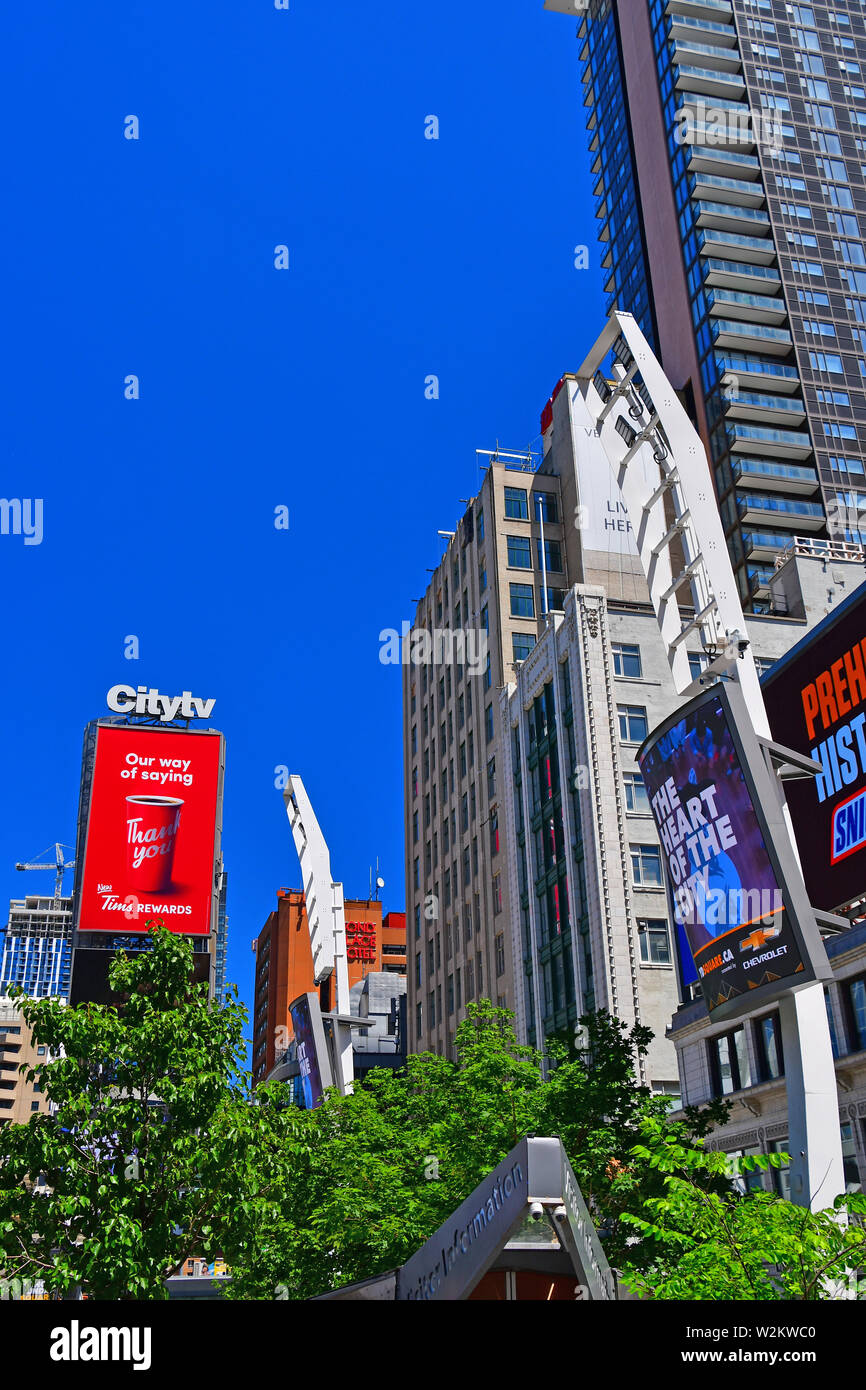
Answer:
728;629;750;658
529;1201;544;1222
552;1205;567;1223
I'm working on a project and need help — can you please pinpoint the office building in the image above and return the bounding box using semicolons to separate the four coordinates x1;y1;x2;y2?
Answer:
672;917;866;1191
0;895;73;1002
251;888;406;1085
549;0;866;610
0;997;53;1125
500;523;866;1088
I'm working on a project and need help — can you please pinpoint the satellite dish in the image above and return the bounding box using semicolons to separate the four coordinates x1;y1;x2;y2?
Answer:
376;876;385;890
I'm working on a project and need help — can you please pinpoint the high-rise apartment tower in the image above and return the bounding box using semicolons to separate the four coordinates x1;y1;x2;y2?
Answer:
549;0;866;610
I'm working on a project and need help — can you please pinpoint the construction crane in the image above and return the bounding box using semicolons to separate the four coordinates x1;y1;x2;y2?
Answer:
15;843;76;910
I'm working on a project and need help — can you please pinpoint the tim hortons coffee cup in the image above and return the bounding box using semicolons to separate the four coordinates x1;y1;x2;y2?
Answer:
125;796;183;894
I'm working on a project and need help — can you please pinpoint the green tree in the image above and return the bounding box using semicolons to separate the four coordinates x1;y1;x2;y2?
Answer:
619;1119;866;1300
215;1003;727;1298
0;923;247;1300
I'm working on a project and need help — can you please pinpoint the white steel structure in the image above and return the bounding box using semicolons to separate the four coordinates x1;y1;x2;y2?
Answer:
575;309;844;1211
284;776;354;1094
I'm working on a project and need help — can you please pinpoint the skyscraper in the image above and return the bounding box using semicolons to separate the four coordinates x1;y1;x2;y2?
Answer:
0;895;73;1001
549;0;866;611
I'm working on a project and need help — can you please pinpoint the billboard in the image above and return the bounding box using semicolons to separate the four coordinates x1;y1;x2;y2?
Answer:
638;681;830;1022
77;725;223;936
762;582;866;912
289;992;333;1110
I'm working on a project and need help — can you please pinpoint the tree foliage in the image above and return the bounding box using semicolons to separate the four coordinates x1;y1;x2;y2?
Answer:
619;1121;866;1301
0;924;247;1299
7;931;851;1303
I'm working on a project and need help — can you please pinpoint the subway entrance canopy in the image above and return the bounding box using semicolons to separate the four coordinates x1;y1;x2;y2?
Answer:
314;1137;621;1302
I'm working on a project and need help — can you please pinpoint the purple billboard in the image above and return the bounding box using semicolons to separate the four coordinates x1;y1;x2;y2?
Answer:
638;683;829;1021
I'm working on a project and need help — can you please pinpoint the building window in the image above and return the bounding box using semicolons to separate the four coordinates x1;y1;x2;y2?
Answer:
507;536;532;569
534;492;558;523
456;968;462;1009
479;563;487;594
651;1080;681;1113
510;583;535;618
487;757;496;800
688;651;710;682
612;643;642;678
490;811;499;856
504;486;529;520
466;958;475;1000
754;1012;784;1082
447;974;455;1014
841;1121;861;1191
413;857;420;890
618;704;648;743
414;904;421;939
708;1027;752;1097
536;538;563;573
415;953;422;988
413;811;419;844
631;844;663;887
844;975;866;1052
485;705;494;743
826;988;840;1059
512;632;535;662
623;771;650;814
477;508;484;541
493;875;502;915
637;918;671;965
428;991;436;1030
484;655;492;691
476;952;483;995
495;933;506;976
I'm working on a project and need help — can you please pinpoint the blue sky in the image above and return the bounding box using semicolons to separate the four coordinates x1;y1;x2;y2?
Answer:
0;1;604;1025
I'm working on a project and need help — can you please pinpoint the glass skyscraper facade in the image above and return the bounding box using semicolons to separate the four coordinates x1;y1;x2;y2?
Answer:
574;0;866;609
0;896;73;1001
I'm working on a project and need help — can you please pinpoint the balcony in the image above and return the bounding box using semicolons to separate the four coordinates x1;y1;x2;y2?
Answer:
671;39;742;71
681;119;757;151
668;13;738;46
748;565;775;597
742;527;802;559
727;422;812;460
689;172;765;207
675;63;746;98
696;200;770;234
688;145;760;176
711;318;792;355
704;257;780;292
698;228;775;264
736;493;824;530
707;287;786;325
666;0;733;21
731;457;819;494
724;391;805;425
714;351;800;392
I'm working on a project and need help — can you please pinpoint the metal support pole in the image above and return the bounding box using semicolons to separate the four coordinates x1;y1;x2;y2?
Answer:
779;986;845;1210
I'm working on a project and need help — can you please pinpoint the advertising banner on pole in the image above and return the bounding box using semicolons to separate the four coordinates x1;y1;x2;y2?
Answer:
761;582;866;913
77;725;223;936
638;682;830;1021
289;991;333;1110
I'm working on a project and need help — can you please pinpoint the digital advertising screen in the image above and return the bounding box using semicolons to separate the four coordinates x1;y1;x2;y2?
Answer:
638;682;829;1021
289;992;333;1110
77;725;223;936
762;582;866;913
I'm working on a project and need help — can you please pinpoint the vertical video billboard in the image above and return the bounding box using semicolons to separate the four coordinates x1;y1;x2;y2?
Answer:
77;725;223;936
761;582;866;913
638;682;830;1022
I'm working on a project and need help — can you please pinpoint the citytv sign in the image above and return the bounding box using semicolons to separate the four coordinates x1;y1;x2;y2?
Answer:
107;685;216;722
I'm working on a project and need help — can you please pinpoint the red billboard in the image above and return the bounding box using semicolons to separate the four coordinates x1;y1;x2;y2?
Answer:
77;725;223;935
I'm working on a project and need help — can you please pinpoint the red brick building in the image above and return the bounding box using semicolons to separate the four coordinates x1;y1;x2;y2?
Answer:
252;890;406;1085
